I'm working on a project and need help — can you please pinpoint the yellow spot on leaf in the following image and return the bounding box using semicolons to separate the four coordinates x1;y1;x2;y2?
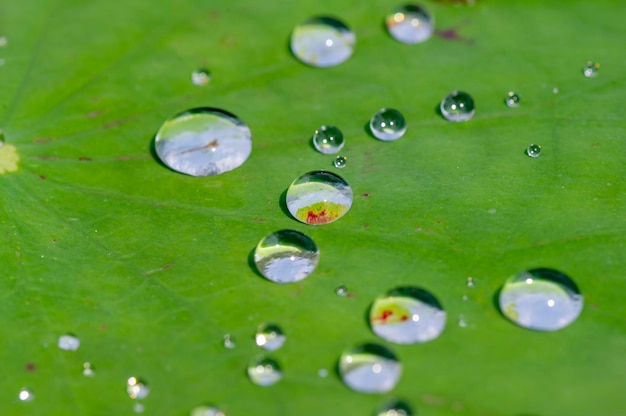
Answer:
0;144;19;174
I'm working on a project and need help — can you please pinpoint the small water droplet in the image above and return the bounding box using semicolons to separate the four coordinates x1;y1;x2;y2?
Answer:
126;377;150;399
313;125;344;154
339;343;402;393
191;68;211;86
254;230;319;283
154;108;252;176
190;405;226;416
255;323;286;351
370;108;407;141
552;87;559;94
461;294;468;301
290;16;356;67
440;91;475;122
318;368;329;378
222;334;236;349
526;144;541;158
335;285;348;296
133;403;145;413
376;399;414;416
18;388;34;402
83;362;95;377
57;333;80;351
499;268;583;331
333;155;347;168
457;315;468;328
286;170;353;225
583;61;600;78
0;36;7;47
370;286;446;344
386;4;434;44
466;277;475;288
247;356;282;386
505;92;520;108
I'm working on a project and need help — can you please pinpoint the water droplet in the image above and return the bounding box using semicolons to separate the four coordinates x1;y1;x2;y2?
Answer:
154;108;252;176
335;285;348;296
440;91;475;122
191;68;211;86
552;87;559;94
190;405;225;416
286;170;353;225
376;399;414;416
339;343;402;393
505;92;520;108
0;36;7;47
0;58;5;67
254;230;319;283
247;356;282;386
386;4;434;44
313;125;344;154
466;277;475;288
222;334;236;349
333;155;347;168
255;323;286;351
583;61;600;78
83;362;95;377
370;108;407;141
526;144;541;158
133;403;145;413
457;315;468;328
126;377;150;399
18;388;34;402
318;368;329;378
57;333;80;351
290;16;356;67
370;287;446;344
498;268;583;331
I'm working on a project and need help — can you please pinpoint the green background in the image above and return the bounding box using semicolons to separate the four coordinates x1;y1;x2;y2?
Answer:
1;0;624;415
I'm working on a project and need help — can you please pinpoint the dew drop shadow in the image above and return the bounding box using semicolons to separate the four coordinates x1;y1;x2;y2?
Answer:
149;134;169;170
248;246;265;280
363;300;374;332
434;102;445;121
492;284;506;319
279;188;293;219
363;121;377;140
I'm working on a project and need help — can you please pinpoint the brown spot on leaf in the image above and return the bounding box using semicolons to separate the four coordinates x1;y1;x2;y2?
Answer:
34;137;52;143
25;363;36;372
38;175;46;180
37;155;59;161
78;156;92;161
362;193;370;198
86;111;103;118
435;19;474;44
254;217;265;222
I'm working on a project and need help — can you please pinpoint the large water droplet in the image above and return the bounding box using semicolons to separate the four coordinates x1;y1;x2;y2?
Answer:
386;5;434;44
526;144;541;158
154;108;252;176
313;125;344;154
126;377;150;399
247;356;282;386
376;399;414;416
290;16;356;67
339;343;402;393
333;155;347;168
254;229;319;283
370;287;446;344
18;388;34;402
499;268;583;331
286;170;353;225
58;333;80;351
190;405;225;416
583;61;600;78
505;92;520;108
191;68;211;86
370;108;407;141
440;91;475;122
255;323;286;351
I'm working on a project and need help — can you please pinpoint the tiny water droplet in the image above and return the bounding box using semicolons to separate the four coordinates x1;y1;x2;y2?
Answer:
583;61;600;78
440;91;475;122
247;356;282;386
18;388;34;402
505;92;520;108
191;68;211;86
154;108;252;176
318;368;329;378
376;399;414;416
126;377;150;399
335;285;348;296
370;108;407;141
0;58;5;67
552;87;559;94
254;230;319;283
333;155;347;168
83;362;95;377
386;4;434;44
526;144;541;158
339;343;402;393
0;36;7;47
290;16;356;67
58;333;80;351
458;315;468;328
499;268;583;331
222;334;236;349
462;294;468;301
313;125;344;154
190;405;226;416
133;403;145;413
466;277;475;288
255;323;286;351
370;286;446;344
286;170;353;225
